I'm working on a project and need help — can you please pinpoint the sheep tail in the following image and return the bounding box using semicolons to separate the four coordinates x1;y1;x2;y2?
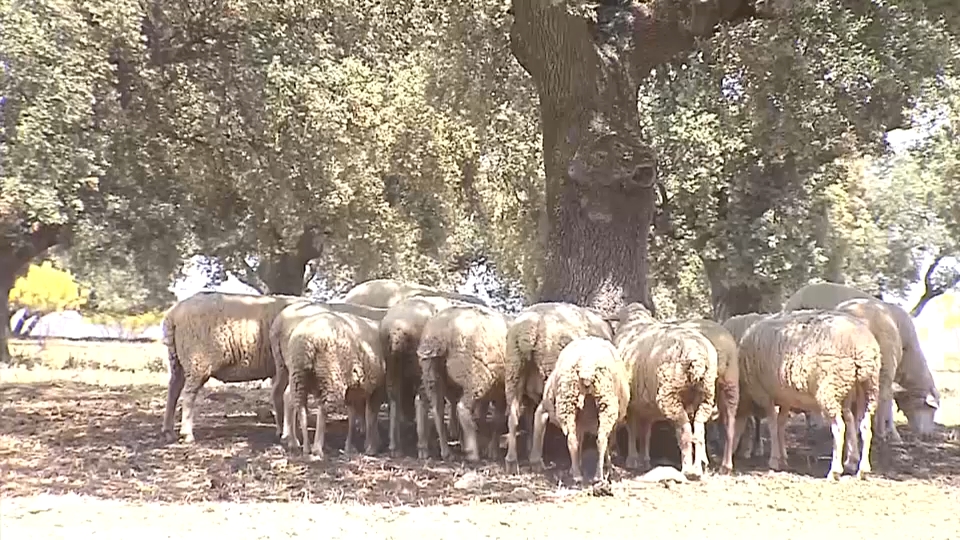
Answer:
578;356;598;391
161;313;182;379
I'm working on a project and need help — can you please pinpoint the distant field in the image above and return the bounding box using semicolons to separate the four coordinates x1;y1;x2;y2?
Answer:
2;338;960;539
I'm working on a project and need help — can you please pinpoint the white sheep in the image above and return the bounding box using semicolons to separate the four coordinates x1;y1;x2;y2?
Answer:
342;278;486;309
736;309;881;480
721;312;770;459
379;294;468;456
834;297;904;444
417;304;509;462
285;310;386;457
784;282;941;439
615;303;718;480
160;292;304;443
529;336;629;483
674;318;739;473
503;302;614;471
269;300;388;444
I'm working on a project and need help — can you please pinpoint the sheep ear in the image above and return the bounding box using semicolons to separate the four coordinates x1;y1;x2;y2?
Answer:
925;392;940;409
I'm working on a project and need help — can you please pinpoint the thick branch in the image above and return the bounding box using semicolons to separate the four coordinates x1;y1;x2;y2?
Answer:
911;254;960;317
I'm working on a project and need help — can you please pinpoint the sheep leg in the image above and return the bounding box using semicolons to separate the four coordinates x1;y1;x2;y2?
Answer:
447;399;461;441
178;376;209;444
485;400;505;461
565;424;583;484
638;418;653;471
843;405;860;474
292;398;309;455
827;410;846;480
504;392;523;473
766;405;786;472
415;391;432;459
857;386;877;480
719;386;738;474
457;398;481;462
751;413;764;457
271;367;289;441
528;401;550;471
429;381;452;460
595;413;616;484
364;393;381;455
311;402;326;457
624;411;644;470
670;414;696;480
280;387;297;446
344;403;361;457
388;386;402;457
162;361;186;442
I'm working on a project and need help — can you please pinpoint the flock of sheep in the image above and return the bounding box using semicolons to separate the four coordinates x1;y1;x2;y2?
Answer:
160;278;941;485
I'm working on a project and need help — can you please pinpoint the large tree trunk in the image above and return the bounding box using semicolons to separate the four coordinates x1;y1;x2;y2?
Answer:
510;0;757;314
0;225;62;364
704;260;782;321
238;227;328;295
0;274;13;365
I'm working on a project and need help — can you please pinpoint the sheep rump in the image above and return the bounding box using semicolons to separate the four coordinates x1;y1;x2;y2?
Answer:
342;278;486;309
615;303;718;480
503;302;614;471
530;336;629;483
269;300;387;443
417;304;509;462
735;309;881;480
285;310;386;457
161;292;304;443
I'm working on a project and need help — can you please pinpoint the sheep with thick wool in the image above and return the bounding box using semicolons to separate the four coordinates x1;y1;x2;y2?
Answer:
160;292;305;443
503;302;614;471
721;312;772;459
417;304;509;462
833;297;904;444
784;282;940;439
675;319;739;473
379;294;469;457
615;303;718;480
342;278;486;309
269;300;388;444
285;310;386;457
529;336;629;483
735;309;881;480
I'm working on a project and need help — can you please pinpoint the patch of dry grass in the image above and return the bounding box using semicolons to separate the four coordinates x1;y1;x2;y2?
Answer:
7;337;167;373
2;339;960;538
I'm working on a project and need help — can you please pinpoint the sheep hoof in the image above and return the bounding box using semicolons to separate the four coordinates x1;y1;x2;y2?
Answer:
181;433;196;444
306;453;324;463
161;430;178;444
827;469;842;481
390;447;405;458
504;458;520;475
682;466;703;481
571;474;584;485
417;448;430;460
719;464;733;475
625;456;645;470
856;468;871;480
530;459;546;472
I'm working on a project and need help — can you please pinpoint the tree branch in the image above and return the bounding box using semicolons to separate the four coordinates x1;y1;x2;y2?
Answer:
238;259;267;294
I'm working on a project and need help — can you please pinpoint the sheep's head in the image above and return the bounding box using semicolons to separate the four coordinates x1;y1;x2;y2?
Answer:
893;373;940;440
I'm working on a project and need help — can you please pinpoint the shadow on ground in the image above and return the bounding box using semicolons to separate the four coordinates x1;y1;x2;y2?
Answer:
2;380;959;505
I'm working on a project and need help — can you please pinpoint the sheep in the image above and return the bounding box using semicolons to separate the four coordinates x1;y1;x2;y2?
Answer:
674;319;739;473
721;312;770;459
615;302;718;480
269;300;388;444
503;302;614;471
342;278;486;309
735;309;880;480
417;304;509;462
834;297;904;444
379;294;469;457
529;336;630;483
784;282;941;439
285;310;386;457
160;292;305;443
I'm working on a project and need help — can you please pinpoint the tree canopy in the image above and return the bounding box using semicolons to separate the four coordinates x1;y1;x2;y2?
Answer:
2;0;960;361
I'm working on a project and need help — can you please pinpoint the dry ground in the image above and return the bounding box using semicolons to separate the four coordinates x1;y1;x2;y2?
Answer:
2;338;960;539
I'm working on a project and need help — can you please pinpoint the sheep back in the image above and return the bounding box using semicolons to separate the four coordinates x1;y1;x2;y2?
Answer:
505;302;614;402
721;312;768;345
342;278;486;309
676;319;738;390
163;292;303;383
738;310;881;415
417;305;509;401
834;298;903;403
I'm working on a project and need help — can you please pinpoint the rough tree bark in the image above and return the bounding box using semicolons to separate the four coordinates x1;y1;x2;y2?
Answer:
0;225;62;364
239;227;328;295
704;260;782;321
911;254;960;317
509;0;758;315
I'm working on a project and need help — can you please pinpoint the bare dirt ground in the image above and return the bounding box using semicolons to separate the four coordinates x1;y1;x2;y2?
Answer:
2;342;960;539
